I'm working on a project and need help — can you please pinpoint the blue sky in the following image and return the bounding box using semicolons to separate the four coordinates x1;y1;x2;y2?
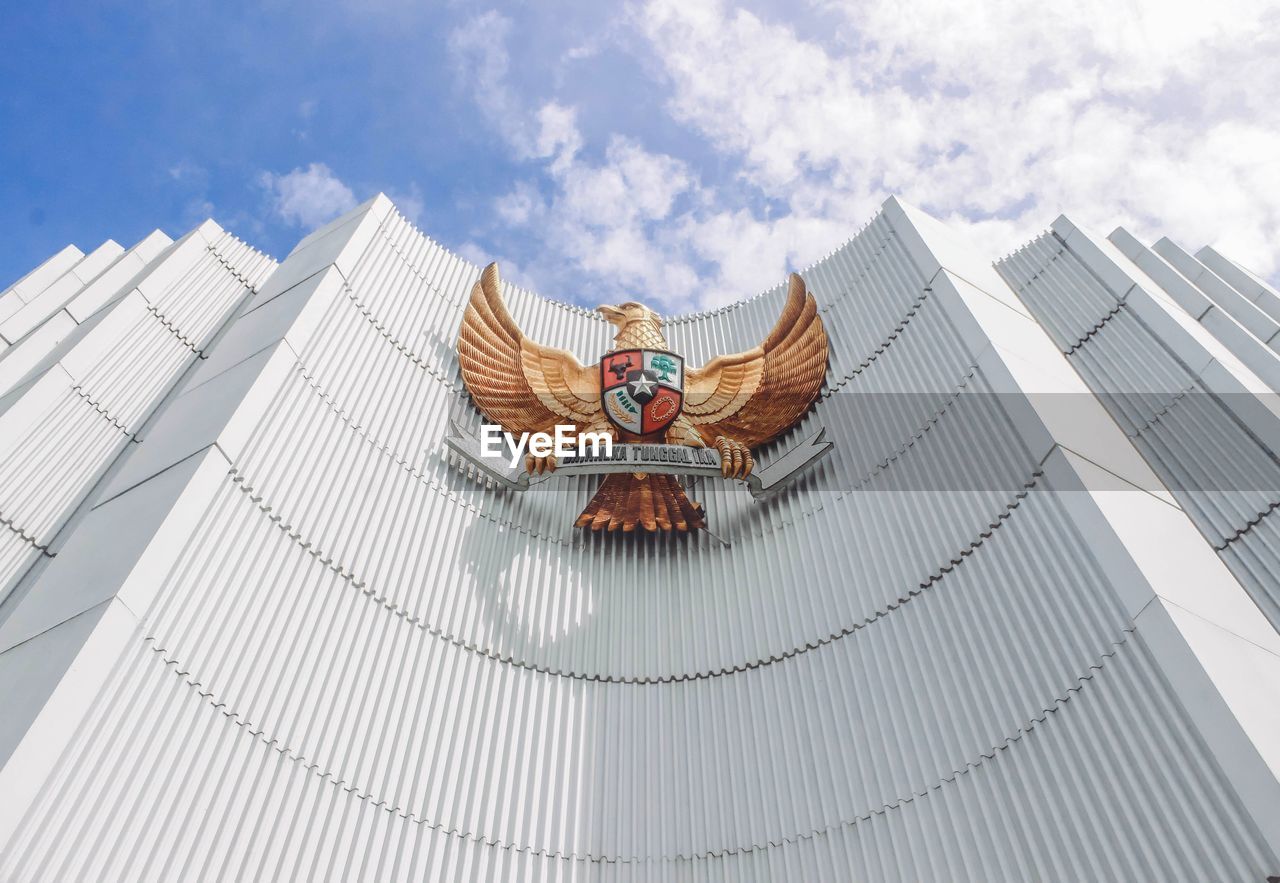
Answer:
2;0;1277;311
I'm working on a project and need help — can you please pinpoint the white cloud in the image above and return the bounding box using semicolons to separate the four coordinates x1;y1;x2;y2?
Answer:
453;1;1280;309
533;103;583;168
497;112;707;310
448;11;536;155
495;181;542;226
448;11;709;309
258;162;358;230
167;160;207;184
634;0;1280;276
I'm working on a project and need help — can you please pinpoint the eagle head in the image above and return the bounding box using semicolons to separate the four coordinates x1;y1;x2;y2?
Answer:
596;301;662;334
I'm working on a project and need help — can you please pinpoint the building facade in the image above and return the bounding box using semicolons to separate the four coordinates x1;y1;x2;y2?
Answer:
0;195;1278;880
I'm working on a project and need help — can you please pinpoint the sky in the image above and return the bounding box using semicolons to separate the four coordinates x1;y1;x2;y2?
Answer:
1;0;1278;312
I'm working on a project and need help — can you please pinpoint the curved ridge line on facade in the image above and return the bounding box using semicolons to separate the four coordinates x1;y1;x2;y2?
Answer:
1064;302;1127;356
312;275;955;458
0;510;54;554
278;358;999;551
840;364;980;483
359;214;480;315
368;208;894;332
271;332;991;552
1122;383;1198;439
375;207;887;326
1214;499;1280;551
0;252;261;555
205;237;274;293
269;367;564;546
69;385;139;439
143;303;206;354
360;214;583;319
142;237;269;353
997;240;1133;357
141;239;270;354
688;359;982;515
0;389;142;550
336;282;458;387
994;235;1073;306
335;245;932;412
136;625;1135;866
1118;387;1280;545
819;291;930;397
208;462;1040;685
317;262;961;513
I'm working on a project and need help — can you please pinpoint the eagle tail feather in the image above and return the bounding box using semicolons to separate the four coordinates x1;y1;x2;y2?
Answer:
574;474;705;532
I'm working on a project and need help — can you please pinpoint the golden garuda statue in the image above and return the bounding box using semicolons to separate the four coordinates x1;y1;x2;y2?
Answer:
456;263;829;532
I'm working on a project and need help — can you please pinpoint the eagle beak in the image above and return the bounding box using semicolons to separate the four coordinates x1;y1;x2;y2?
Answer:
596;304;624;322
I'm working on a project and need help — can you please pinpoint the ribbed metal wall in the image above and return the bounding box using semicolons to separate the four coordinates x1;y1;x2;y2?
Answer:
998;231;1280;630
0;231;174;398
0;205;1276;880
0;244;85;331
0;225;276;608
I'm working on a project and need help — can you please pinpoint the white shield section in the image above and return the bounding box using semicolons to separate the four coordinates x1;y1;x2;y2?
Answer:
643;350;682;390
603;386;642;434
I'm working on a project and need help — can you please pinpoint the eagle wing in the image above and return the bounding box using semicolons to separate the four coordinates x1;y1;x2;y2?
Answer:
683;273;828;448
457;263;600;434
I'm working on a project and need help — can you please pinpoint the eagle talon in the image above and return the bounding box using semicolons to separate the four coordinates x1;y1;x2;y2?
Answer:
714;436;754;481
524;453;557;475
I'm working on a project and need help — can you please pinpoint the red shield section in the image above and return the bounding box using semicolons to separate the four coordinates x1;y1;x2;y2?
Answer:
643;388;683;435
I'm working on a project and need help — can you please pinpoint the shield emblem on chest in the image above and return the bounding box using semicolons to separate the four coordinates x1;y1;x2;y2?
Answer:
600;349;684;436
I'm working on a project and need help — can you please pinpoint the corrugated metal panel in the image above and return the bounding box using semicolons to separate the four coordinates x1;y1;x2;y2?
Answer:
1163;242;1280;341
0;226;276;604
1221;514;1280;626
997;232;1121;352
1196;244;1280;323
997;229;1280;631
0;386;128;542
0;240;125;345
0;244;85;323
1146;236;1280;375
0;232;175;398
1;203;1276;880
66;231;174;321
1;601;1268;881
0;528;42;595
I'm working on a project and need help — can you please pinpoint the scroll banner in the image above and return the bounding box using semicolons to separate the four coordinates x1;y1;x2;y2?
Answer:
444;422;834;501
